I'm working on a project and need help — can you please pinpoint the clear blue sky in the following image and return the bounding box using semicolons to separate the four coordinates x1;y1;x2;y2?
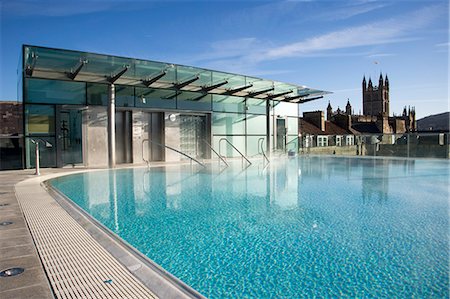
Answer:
1;0;448;119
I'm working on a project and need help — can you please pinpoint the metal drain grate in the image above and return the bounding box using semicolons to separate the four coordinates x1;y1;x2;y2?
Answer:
15;177;158;299
0;268;25;277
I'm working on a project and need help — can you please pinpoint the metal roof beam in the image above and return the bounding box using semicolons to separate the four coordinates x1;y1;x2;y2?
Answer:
164;90;181;100
284;94;309;103
224;84;253;95
190;93;208;101
142;70;167;87
266;90;293;99
202;80;228;92
298;96;323;104
247;87;274;98
67;59;88;80
175;75;199;89
140;89;156;97
108;65;129;83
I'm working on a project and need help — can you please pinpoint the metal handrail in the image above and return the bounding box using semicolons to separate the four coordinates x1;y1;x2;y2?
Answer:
142;139;206;168
219;138;252;165
286;136;299;147
204;140;229;167
258;138;269;164
142;139;151;168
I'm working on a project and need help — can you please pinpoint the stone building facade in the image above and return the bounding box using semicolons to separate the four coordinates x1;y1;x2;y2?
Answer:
325;74;416;135
0;101;23;135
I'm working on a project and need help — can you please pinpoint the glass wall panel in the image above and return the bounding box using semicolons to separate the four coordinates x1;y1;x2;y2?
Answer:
212;113;245;135
25;136;56;168
246;98;266;114
87;83;108;105
115;85;135;107
25;105;55;135
212;95;245;113
135;87;176;109
0;136;23;170
274;101;299;117
246;114;267;135
26;78;85;105
213;135;246;158
287;117;299;135
246;136;266;157
177;91;212;111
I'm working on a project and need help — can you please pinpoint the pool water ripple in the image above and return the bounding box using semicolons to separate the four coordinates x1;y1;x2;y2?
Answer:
50;157;449;298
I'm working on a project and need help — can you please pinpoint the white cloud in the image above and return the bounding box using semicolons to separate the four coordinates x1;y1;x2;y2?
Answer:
366;53;396;58
3;0;131;17
261;5;440;60
317;2;389;21
435;42;450;47
192;3;443;73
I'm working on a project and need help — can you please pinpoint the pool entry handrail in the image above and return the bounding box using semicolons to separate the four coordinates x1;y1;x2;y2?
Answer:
219;138;252;165
141;139;151;169
257;138;270;164
204;140;229;167
142;139;206;168
286;137;299;151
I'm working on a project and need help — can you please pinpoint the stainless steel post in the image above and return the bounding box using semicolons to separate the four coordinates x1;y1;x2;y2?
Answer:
35;142;40;176
266;99;270;153
108;84;116;168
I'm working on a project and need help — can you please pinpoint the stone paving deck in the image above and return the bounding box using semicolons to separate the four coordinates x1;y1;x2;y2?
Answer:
0;169;54;299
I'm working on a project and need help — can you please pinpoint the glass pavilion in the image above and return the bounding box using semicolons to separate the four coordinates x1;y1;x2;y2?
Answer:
20;45;329;168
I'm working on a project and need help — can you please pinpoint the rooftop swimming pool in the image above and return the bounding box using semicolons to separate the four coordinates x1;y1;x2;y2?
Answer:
50;157;449;298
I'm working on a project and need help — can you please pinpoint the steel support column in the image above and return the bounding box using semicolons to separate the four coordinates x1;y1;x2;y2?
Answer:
108;84;116;168
266;99;271;153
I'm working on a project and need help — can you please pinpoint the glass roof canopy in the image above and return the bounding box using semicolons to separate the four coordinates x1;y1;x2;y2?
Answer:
23;45;331;103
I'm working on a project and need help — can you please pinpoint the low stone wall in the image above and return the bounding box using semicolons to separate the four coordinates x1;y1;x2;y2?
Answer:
301;144;450;159
301;145;358;156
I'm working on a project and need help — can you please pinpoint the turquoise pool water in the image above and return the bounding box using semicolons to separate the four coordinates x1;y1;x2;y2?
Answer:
50;157;449;298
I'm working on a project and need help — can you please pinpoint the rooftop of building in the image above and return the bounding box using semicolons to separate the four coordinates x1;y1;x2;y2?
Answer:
23;45;330;104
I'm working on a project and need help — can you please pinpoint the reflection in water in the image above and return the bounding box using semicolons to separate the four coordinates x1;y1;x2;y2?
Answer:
362;159;390;202
73;158;420;226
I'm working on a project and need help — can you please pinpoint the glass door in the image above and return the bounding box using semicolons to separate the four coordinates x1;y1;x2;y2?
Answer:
180;115;207;159
276;118;286;150
115;111;133;164
57;108;83;166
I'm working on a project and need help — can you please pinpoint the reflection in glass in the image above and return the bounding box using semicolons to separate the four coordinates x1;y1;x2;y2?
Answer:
25;105;55;135
87;83;108;106
26;78;86;105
